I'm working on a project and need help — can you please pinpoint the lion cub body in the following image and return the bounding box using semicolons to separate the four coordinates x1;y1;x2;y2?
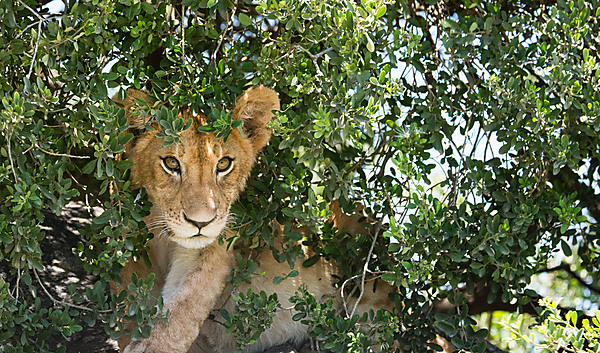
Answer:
112;87;439;353
113;87;356;353
119;232;339;353
139;236;339;353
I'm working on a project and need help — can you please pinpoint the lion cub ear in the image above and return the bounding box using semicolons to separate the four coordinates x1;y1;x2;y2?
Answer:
113;88;152;136
233;85;280;151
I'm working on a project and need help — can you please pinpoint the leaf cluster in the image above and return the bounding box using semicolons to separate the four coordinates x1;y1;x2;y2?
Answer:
2;0;600;352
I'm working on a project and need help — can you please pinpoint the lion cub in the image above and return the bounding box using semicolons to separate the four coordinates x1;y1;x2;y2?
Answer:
111;87;451;353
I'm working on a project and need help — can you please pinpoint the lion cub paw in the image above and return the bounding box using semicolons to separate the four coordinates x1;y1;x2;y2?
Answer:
123;340;153;353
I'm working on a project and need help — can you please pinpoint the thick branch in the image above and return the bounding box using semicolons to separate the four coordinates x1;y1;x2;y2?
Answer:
539;264;600;295
434;285;538;317
434;284;597;328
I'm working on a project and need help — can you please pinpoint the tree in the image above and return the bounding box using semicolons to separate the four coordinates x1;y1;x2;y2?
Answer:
1;0;599;352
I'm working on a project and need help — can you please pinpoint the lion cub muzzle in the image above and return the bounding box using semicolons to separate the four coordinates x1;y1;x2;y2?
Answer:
184;213;217;234
167;196;227;248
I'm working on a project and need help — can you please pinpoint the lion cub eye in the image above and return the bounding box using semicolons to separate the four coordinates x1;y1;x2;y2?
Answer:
162;156;181;174
216;157;233;174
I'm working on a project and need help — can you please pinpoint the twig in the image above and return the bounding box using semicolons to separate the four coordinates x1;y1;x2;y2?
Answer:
212;2;237;66
33;268;112;313
340;268;394;318
17;0;42;20
291;45;333;77
181;4;186;63
350;221;383;318
111;178;122;214
16;15;63;39
340;273;362;316
18;0;43;79
6;133;19;182
13;268;21;300
35;143;90;159
314;47;334;58
373;146;395;190
29;21;42;79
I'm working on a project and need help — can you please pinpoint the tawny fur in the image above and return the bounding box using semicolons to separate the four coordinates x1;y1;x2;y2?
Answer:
111;86;453;353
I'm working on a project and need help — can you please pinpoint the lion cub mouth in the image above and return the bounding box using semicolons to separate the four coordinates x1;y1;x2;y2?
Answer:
165;217;226;249
169;231;219;249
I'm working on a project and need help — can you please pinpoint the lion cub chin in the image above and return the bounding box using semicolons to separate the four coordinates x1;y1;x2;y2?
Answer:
111;86;451;353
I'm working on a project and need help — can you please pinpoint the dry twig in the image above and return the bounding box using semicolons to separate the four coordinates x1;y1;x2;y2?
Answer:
35;143;90;159
34;268;111;313
17;0;43;79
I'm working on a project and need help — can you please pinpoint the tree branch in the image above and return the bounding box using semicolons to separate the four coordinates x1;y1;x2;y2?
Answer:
349;221;382;318
33;268;111;313
35;143;91;159
539;263;600;295
434;284;598;328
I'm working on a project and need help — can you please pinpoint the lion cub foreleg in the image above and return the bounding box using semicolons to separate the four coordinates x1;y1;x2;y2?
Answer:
124;242;233;353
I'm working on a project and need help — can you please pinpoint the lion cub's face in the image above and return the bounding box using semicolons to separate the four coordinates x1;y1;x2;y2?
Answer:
131;118;254;249
119;86;279;249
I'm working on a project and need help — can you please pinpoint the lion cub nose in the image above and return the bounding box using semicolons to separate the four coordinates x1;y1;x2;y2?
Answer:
183;213;216;230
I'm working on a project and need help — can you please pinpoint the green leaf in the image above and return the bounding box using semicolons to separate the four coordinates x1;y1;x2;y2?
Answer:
473;340;487;353
375;6;386;18
198;125;215;133
103;72;118;81
366;33;375;52
292;312;305;321
238;13;252;26
82;160;96;174
441;18;460;31
106;158;114;177
435;320;457;337
220;309;230;321
140;2;155;14
451;336;465;349
93;210;111;225
561;239;572;256
484;17;494;33
381;273;397;283
302;256;320;268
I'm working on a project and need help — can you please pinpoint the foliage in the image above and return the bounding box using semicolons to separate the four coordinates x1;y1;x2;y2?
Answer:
110;272;168;342
221;289;280;352
1;0;600;352
502;299;600;353
289;284;401;353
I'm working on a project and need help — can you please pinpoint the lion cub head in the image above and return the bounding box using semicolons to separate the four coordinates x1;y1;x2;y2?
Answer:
118;86;279;249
